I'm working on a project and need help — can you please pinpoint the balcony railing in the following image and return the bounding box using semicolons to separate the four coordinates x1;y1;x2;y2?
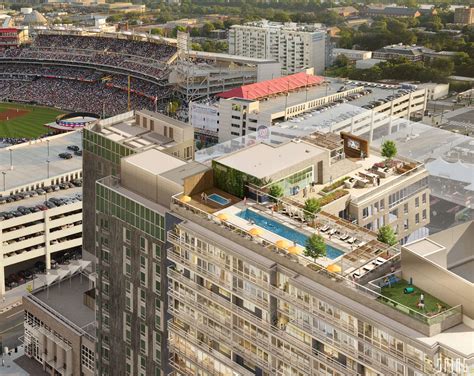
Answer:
171;192;462;332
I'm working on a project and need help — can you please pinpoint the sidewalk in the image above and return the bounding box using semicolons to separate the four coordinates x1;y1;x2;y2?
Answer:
1;345;29;375
1;276;47;314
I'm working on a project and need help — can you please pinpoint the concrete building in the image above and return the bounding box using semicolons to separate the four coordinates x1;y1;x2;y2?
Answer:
328;6;359;18
82;110;194;261
0;132;83;296
228;20;327;75
170;50;281;104
191;73;427;144
454;6;474;25
373;44;432;62
23;273;95;376
332;48;372;62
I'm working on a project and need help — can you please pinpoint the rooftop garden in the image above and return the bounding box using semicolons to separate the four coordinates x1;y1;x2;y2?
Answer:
321;176;349;193
319;189;349;206
380;279;450;317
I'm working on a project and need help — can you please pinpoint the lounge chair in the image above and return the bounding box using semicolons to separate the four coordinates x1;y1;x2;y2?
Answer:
320;225;329;232
346;237;356;244
373;257;386;266
339;233;349;241
328;228;336;235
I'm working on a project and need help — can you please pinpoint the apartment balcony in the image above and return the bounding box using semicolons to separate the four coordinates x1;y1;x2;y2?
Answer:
169;321;254;376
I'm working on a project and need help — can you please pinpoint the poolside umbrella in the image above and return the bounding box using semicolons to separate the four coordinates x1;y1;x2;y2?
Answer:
275;239;290;249
249;227;263;236
180;195;192;203
217;213;229;221
327;264;342;273
287;246;303;255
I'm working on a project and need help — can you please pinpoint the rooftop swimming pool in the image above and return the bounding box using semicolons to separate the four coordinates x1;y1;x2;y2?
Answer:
208;193;230;206
237;209;344;260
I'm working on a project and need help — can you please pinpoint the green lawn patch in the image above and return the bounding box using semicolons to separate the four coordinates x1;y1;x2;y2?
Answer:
0;102;64;139
380;279;450;315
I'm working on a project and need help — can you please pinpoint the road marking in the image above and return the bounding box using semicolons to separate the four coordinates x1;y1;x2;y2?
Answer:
6;310;23;319
0;321;23;334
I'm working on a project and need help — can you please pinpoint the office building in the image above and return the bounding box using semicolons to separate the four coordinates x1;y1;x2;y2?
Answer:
23;272;95;376
82;109;194;260
454;6;474;25
228;20;327;75
190;72;427;143
0;132;83;296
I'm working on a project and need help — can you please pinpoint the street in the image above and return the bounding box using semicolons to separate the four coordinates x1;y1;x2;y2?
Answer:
0;304;24;350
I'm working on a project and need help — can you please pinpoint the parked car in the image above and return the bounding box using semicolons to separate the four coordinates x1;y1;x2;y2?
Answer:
36;188;46;195
67;145;80;152
36;204;48;211
74;150;82;156
58;152;73;159
44;201;56;209
34;261;46;272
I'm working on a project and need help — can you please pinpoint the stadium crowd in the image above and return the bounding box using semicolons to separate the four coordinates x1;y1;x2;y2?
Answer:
0;77;169;116
1;34;177;80
0;63;174;116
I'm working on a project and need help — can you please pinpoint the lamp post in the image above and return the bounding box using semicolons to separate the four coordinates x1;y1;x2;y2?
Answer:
9;149;13;170
47;139;50;157
2;172;6;192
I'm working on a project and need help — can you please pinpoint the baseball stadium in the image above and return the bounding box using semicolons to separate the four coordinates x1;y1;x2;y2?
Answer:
0;30;178;139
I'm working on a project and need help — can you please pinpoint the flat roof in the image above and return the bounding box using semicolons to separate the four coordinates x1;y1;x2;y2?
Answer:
122;148;186;176
404;238;446;257
160;160;210;185
217;141;326;179
417;323;474;357
186;50;277;64
0;132;82;192
33;274;94;330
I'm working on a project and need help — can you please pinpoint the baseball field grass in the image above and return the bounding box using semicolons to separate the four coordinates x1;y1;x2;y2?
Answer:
0;102;64;139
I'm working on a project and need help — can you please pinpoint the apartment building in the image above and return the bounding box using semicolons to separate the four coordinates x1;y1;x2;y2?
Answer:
82;110;194;260
89;124;473;375
228;20;327;75
0;132;83;296
373;45;433;62
454;6;474;25
23;273;95;376
191;73;427;143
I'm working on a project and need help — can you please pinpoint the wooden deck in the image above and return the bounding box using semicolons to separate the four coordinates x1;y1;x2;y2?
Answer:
188;188;241;214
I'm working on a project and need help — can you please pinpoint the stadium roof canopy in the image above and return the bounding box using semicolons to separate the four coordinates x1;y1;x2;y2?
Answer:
217;72;325;100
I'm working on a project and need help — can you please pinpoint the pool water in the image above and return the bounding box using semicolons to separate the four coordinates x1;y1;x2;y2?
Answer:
208;193;230;206
237;209;344;260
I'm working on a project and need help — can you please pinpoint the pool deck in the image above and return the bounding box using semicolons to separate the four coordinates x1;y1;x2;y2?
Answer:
216;203;351;267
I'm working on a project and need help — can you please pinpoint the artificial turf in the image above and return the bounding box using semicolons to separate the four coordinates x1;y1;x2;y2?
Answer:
380;279;450;315
0;103;64;139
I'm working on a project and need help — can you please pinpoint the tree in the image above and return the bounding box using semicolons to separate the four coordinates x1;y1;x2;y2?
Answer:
377;225;398;246
150;28;164;36
381;140;397;160
268;185;284;202
202;22;215;36
334;54;349;68
304;198;321;223
304;234;326;262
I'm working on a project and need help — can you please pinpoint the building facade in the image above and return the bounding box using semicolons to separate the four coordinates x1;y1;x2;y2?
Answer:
82;110;194;260
454;6;474;25
228;20;327;75
23;273;95;376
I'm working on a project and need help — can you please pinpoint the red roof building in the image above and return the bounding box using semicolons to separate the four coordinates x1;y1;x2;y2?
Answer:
0;28;28;48
217;72;325;100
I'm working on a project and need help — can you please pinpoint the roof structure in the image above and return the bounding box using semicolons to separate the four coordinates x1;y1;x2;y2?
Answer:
217;72;325;100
